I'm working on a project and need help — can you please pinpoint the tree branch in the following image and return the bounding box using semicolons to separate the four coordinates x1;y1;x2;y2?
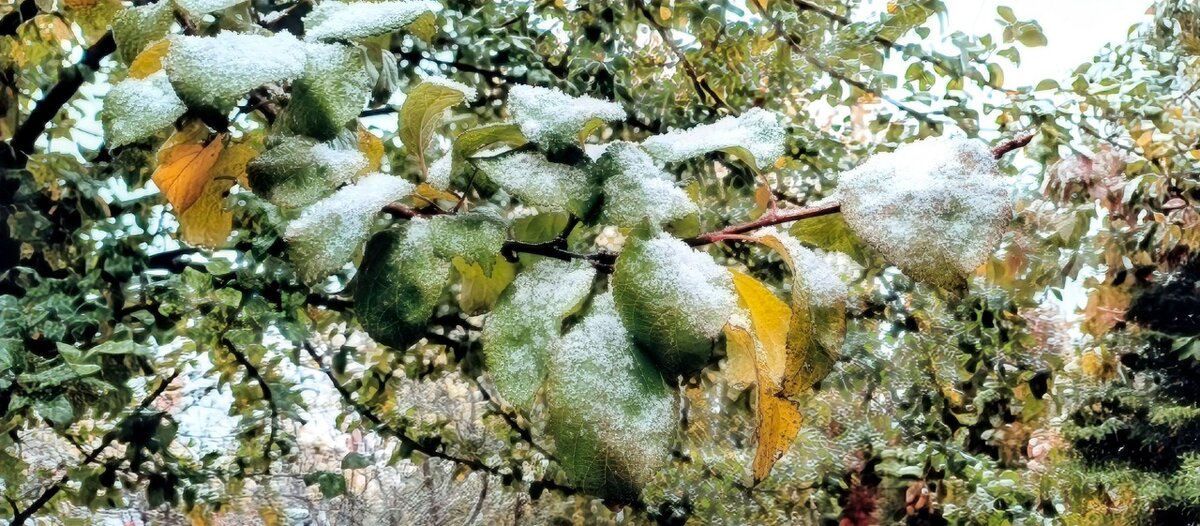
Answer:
0;0;38;37
636;4;737;116
220;337;280;474
10;370;181;526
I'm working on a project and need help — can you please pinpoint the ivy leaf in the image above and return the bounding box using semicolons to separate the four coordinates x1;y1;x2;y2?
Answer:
247;136;367;209
152;122;225;213
507;84;625;149
398;77;477;176
453;256;516;315
728;269;804;483
545;293;675;501
340;452;371;469
303;471;347;499
303;0;439;42
285;174;415;283
102;72;186;149
611;233;736;377
287;42;373;141
111;1;174;65
482;259;595;412
641;108;787;172
354;220;451;350
751;230;848;397
836;136;1010;289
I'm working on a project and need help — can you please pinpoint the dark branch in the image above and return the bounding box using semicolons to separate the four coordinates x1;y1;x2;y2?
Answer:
0;0;38;37
636;4;737;116
220;337;280;473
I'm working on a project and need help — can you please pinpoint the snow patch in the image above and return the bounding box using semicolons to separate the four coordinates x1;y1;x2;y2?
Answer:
507;84;625;147
304;0;438;42
641;107;787;169
103;72;186;149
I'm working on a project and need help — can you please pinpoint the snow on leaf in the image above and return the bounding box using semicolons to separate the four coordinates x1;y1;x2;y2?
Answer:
174;0;246;17
476;152;594;215
399;77;477;175
287;42;373;140
428;209;508;273
752;229;847;397
640;107;787;171
102;72;186;149
354;219;451;350
152;121;225;213
728;269;804;483
507;84;625;149
611;233;736;376
545;292;676;502
481;259;596;412
284;173;415;283
164;32;306;112
836;136;1011;289
246;136;368;209
303;0;439;42
111;1;174;65
443;123;528;191
594;142;698;230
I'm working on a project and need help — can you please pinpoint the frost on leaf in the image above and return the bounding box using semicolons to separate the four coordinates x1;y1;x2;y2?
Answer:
594;142;698;230
111;1;174;65
507;84;625;149
481;259;595;412
164;32;306;112
836;136;1011;289
428;209;508;273
641;107;787;171
546;293;676;502
303;0;438;42
247;136;368;209
284;173;414;283
753;229;848;397
612;234;736;377
102;72;186;149
287;42;372;140
476;152;595;216
174;0;245;17
354;220;450;350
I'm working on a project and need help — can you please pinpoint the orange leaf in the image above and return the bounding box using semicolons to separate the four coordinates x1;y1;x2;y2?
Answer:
357;123;385;177
129;38;170;79
153;122;225;213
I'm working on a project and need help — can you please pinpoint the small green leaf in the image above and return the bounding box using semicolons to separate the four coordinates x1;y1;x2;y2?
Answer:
996;5;1016;23
641;108;786;172
428;209;508;272
341;452;371;469
476;152;597;216
248;135;367;209
355;221;451;350
303;471;347;499
35;395;75;428
453;256;516;315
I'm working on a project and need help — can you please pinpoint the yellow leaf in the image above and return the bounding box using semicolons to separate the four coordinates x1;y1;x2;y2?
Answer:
357;123;385;177
723;323;757;390
178;177;234;248
128;38;169;79
212;140;260;189
153;121;225;212
729;268;806;483
752;232;847;398
659;6;672;20
453;256;516;315
1136;129;1154;149
413;182;459;208
258;506;282;526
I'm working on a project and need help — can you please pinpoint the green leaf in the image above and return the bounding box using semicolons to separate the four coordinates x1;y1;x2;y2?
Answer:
507;84;625;150
439;123;528;192
611;234;736;377
355;221;451;350
111;2;174;65
399;78;477;175
545;293;675;502
788;212;871;265
102;73;186;149
35;395;75;428
164;32;307;113
476;152;597;216
303;471;347;499
287;42;373;141
247;135;367;209
428;209;508;272
996;5;1016;23
341;452;371;469
453;256;516;315
304;0;438;42
482;259;595;412
641;108;786;172
1035;79;1060;91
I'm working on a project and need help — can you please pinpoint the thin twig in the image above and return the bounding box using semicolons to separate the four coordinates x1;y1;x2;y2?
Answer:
220;337;279;474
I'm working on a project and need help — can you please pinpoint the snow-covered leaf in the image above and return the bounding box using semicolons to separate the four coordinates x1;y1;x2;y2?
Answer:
428;209;507;273
284;173;414;283
594;142;698;230
641;107;787;171
246;136;367;209
476;152;596;216
507;84;625;149
152;121;225;213
354;219;450;349
303;0;439;42
440;123;528;191
287;42;373;140
752;229;847;396
482;259;595;412
836;136;1011;289
111;1;174;65
612;233;736;376
175;0;245;17
102;72;186;149
546;292;675;501
398;77;477;174
164;32;306;112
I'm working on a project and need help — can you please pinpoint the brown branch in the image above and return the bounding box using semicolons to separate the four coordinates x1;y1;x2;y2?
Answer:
686;200;842;246
10;370;181;526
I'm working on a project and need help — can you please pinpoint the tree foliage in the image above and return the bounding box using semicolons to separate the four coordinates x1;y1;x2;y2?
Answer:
0;0;1198;524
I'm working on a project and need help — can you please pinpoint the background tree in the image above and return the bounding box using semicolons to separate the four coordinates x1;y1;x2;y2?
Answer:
0;0;1197;524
